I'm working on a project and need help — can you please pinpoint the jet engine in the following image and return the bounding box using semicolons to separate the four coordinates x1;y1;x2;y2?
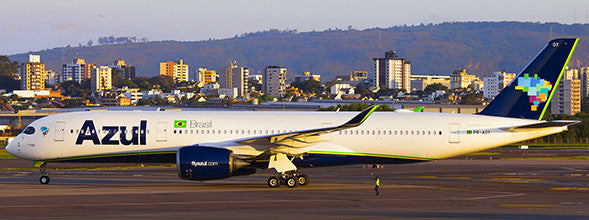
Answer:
177;146;255;181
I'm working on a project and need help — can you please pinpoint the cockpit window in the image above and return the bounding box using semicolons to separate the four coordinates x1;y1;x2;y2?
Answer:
23;126;36;135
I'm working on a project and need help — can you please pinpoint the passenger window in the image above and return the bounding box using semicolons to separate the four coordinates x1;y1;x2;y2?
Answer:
23;126;35;135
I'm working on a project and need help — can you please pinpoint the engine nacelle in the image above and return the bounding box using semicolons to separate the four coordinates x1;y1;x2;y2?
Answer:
177;146;254;181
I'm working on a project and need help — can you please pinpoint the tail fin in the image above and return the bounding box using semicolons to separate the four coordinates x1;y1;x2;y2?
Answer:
478;38;579;120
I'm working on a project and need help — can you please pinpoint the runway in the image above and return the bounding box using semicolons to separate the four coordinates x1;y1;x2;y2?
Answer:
0;159;588;219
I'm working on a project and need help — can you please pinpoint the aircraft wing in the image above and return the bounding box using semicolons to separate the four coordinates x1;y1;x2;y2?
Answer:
501;120;580;132
236;105;379;150
196;105;379;172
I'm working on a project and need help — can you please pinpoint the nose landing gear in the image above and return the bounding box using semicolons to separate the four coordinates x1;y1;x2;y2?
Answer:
39;162;50;184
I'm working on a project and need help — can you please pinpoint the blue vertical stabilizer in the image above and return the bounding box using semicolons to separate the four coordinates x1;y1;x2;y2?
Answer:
478;38;578;120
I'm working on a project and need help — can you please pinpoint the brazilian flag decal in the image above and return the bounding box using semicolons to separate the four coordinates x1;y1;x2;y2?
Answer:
174;120;187;128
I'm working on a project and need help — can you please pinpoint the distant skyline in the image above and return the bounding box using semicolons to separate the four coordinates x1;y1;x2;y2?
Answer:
1;0;588;55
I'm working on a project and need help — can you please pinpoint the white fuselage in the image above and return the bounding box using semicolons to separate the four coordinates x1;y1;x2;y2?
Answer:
6;110;566;163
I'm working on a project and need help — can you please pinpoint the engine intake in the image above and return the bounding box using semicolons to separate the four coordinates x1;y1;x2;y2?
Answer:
177;146;254;181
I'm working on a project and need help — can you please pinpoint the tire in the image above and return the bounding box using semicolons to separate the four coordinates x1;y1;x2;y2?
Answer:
297;174;309;186
39;176;50;184
285;176;297;188
268;176;280;188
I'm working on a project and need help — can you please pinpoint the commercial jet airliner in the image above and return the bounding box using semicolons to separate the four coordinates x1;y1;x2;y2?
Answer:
6;38;580;187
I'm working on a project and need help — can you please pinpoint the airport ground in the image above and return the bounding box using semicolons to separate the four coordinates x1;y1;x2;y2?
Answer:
0;149;588;219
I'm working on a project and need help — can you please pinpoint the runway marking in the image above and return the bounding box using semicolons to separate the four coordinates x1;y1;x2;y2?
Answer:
0;199;344;209
550;187;588;191
459;193;525;200
500;204;554;207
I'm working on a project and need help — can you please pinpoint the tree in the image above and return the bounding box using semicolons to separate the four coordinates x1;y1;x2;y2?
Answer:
0;76;20;92
459;92;484;105
148;75;175;92
290;79;323;94
0;56;20;79
423;83;448;94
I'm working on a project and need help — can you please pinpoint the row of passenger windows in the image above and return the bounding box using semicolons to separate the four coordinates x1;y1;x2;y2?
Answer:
171;129;443;136
339;130;442;136
68;128;443;137
173;129;291;135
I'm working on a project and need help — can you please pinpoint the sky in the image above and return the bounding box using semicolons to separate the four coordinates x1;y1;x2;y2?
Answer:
1;0;588;55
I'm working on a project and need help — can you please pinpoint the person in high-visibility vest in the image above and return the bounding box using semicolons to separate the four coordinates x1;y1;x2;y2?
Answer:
371;173;380;195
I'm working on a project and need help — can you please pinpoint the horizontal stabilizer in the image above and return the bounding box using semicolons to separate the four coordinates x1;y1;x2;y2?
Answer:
501;120;579;132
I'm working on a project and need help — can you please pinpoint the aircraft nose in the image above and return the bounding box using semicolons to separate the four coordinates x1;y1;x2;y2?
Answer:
5;139;17;157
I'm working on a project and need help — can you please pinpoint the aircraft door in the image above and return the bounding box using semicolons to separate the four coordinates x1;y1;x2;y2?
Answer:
156;122;167;142
54;121;65;142
448;123;460;143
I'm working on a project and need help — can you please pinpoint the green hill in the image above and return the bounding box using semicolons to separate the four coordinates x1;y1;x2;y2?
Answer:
8;22;589;81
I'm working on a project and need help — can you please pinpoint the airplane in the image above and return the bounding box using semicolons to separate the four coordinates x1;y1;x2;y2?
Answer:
6;38;580;187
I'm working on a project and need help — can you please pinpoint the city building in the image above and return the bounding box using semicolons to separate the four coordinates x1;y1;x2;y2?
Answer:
580;66;589;98
551;68;581;115
220;62;249;97
263;66;287;98
219;88;238;99
336;71;368;82
201;83;221;96
110;60;136;80
483;71;516;99
450;69;480;90
91;66;112;91
198;68;217;84
410;75;451;92
248;74;263;85
294;72;321;83
330;83;355;95
373;50;411;91
21;54;46;90
45;70;58;87
11;90;60;99
62;55;94;83
159;60;189;83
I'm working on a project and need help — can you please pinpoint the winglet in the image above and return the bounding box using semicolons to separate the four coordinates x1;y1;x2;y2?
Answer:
341;105;379;128
412;106;425;112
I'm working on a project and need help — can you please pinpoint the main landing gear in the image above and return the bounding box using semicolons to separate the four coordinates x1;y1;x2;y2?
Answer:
267;172;309;188
39;162;50;184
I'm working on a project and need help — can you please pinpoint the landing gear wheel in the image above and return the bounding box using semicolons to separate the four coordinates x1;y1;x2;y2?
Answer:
296;174;309;186
284;176;298;188
268;176;280;188
39;162;50;185
39;175;50;184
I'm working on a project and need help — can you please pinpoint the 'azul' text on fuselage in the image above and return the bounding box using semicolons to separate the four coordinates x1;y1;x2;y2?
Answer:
76;120;147;145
